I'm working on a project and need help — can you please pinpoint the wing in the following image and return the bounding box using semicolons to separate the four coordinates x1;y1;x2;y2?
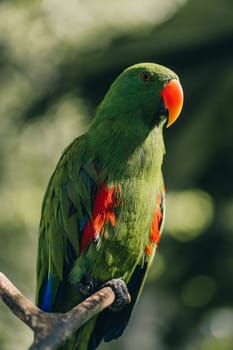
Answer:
90;187;166;347
36;135;103;311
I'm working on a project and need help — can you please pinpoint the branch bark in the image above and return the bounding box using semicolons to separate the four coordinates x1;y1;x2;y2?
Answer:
0;272;126;350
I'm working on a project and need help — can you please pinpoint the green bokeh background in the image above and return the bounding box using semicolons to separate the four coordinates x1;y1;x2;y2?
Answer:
0;0;232;349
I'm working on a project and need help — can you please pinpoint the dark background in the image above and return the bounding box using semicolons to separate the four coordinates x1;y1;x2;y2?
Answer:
0;0;233;349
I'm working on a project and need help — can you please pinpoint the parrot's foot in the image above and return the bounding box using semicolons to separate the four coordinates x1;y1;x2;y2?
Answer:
76;275;99;297
103;278;131;312
76;277;131;311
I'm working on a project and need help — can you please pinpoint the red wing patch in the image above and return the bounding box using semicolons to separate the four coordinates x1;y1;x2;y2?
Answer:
81;184;120;252
144;190;165;257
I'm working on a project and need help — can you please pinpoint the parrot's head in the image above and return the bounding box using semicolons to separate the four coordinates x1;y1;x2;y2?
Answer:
96;62;183;129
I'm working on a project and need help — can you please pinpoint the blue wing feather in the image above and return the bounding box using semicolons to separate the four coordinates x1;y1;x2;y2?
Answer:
40;273;54;312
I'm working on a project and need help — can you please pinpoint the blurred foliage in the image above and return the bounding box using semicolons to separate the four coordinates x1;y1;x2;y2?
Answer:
0;0;233;349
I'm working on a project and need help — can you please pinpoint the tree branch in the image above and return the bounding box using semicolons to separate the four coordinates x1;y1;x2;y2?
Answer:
0;272;129;350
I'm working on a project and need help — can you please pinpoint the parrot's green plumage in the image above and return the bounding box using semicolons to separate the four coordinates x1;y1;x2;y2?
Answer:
36;63;183;349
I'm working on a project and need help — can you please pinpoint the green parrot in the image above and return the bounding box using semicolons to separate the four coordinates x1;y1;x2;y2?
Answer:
36;62;183;349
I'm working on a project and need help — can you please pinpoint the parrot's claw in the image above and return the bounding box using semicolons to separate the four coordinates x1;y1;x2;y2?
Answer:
103;278;131;312
76;276;99;297
77;277;131;311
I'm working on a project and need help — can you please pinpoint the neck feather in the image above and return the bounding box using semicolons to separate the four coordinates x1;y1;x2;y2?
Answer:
88;116;165;179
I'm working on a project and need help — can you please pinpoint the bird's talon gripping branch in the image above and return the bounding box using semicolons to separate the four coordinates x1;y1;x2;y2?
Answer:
77;276;100;297
103;278;131;312
77;277;131;312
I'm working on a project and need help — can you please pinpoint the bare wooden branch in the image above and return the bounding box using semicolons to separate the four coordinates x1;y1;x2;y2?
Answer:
0;272;130;350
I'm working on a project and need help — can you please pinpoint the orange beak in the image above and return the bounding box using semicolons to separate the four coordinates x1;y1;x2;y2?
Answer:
161;79;184;127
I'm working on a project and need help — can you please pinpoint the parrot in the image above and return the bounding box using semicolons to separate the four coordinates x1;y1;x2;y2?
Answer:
36;62;183;350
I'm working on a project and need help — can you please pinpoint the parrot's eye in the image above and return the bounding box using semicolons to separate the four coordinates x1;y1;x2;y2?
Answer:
140;71;152;81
